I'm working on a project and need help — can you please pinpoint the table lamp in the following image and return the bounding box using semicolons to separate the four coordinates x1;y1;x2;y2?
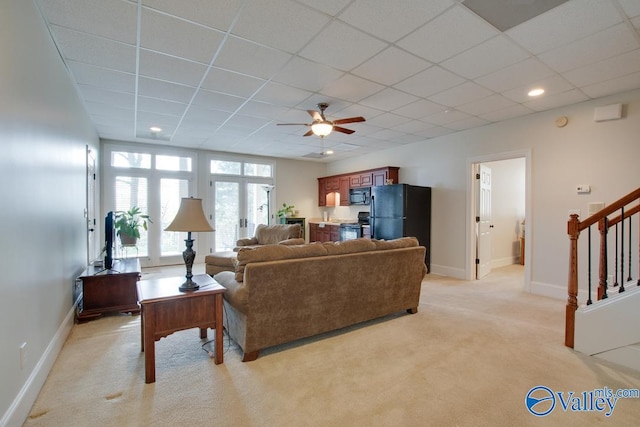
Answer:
164;197;214;291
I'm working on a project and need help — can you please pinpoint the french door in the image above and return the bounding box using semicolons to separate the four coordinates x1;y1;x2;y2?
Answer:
211;178;270;251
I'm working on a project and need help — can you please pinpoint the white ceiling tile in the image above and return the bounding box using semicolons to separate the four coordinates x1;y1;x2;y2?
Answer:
232;0;331;53
140;8;225;63
319;73;385;103
138;77;196;103
394;66;466;97
68;62;135;93
428;81;493;107
183;106;232;125
201;67;265;98
137;96;187;116
580;71;640;98
414;126;455;138
78;84;134;108
424;109;471;125
339;0;453;42
331;104;385;122
618;0;640;18
478;104;534;122
456;94;516;116
397;5;498;63
502;75;574;103
138;50;207;87
84;100;133;120
137;111;181;128
393;99;447;119
142;0;244;31
391;120;437;134
506;0;622;54
237;100;290;121
538;23;639;73
366;113;412;128
272;56;344;92
475;58;555;92
563;49;640;87
51;26;136;73
523;88;588;111
295;0;352;16
299;20;388;71
440;35;530;79
444;116;490;131
39;0;137;44
215;36;293;80
360;87;419;110
352;47;431;85
223;114;272;129
253;82;314;107
191;89;246;112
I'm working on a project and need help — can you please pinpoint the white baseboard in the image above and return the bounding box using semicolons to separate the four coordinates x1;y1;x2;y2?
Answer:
1;303;76;427
491;257;519;269
429;264;466;279
530;280;566;300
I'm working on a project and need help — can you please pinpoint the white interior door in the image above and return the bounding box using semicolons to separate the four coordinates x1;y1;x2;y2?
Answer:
477;164;492;279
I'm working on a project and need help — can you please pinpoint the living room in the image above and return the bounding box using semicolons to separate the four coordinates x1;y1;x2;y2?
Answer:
3;0;640;425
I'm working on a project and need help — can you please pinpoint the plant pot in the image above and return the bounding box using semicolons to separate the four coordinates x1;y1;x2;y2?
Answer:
119;234;138;246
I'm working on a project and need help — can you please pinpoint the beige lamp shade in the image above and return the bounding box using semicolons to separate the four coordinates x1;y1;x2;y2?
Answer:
164;197;214;232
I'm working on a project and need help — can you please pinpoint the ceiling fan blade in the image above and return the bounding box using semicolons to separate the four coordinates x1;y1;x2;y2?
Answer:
332;116;366;125
307;110;323;122
277;123;310;126
303;129;314;137
333;126;355;134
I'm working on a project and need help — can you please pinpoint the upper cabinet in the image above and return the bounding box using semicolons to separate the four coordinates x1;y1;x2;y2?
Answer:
318;167;399;206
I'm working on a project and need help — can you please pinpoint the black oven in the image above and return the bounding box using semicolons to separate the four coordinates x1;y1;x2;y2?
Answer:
339;211;370;241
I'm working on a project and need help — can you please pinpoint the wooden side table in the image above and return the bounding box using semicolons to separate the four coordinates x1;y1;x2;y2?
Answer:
77;258;141;322
137;274;226;383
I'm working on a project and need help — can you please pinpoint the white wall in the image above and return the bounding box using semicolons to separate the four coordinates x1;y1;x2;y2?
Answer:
327;89;640;299
0;1;99;425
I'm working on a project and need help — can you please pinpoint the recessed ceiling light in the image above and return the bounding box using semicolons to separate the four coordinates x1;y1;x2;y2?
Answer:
528;88;545;97
150;126;162;132
325;150;334;155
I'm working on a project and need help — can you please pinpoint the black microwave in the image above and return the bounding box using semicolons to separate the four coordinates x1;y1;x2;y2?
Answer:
349;187;370;205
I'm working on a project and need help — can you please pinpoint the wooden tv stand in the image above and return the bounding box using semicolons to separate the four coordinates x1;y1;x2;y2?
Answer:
76;258;141;322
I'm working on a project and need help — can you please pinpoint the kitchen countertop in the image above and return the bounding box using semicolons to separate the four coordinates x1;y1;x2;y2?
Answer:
308;217;358;225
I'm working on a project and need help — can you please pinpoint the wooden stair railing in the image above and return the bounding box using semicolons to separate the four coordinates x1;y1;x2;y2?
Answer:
566;187;640;348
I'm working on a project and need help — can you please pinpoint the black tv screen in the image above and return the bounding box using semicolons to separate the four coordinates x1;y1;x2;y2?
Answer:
105;211;114;269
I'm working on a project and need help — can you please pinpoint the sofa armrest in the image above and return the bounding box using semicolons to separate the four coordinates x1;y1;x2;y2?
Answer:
214;271;248;314
236;237;258;247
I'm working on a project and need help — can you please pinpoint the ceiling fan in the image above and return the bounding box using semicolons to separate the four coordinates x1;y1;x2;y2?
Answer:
277;103;365;137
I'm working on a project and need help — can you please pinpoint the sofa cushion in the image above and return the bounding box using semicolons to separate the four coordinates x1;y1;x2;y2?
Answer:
234;243;328;282
254;224;301;244
372;236;419;250
321;238;377;254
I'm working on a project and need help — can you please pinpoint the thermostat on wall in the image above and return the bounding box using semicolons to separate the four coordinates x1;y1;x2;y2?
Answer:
577;185;591;194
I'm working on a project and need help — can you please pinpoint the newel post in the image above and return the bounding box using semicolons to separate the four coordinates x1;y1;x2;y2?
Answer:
565;214;580;348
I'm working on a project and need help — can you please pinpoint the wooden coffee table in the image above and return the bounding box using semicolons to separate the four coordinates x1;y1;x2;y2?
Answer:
137;274;226;383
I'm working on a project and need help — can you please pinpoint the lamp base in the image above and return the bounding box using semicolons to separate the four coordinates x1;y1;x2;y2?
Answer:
179;277;200;292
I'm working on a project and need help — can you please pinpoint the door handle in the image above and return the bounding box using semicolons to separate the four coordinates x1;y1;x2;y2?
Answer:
489;225;494;228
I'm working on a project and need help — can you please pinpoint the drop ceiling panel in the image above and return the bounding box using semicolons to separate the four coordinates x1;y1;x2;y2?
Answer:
298;20;388;71
352;47;431;86
34;0;640;161
140;8;225;63
506;0;622;54
539;23;639;73
397;5;498;63
338;0;453;42
440;36;530;79
39;0;137;44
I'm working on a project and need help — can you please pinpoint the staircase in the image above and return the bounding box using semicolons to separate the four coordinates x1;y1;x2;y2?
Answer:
565;188;640;372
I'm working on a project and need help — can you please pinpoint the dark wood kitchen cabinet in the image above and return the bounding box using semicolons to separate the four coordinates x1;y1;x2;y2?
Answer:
309;223;340;242
318;167;399;206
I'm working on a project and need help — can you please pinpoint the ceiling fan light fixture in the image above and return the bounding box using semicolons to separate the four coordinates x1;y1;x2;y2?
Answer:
311;121;333;137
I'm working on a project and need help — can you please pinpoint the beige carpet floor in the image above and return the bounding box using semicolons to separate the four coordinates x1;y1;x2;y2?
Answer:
23;264;640;426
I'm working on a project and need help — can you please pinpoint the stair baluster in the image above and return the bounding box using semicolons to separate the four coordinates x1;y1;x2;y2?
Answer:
620;207;625;293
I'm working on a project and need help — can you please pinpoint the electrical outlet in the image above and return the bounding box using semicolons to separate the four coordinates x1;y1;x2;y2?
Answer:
20;342;27;370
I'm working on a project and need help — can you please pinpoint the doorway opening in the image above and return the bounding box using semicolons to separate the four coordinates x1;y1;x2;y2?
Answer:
467;150;531;291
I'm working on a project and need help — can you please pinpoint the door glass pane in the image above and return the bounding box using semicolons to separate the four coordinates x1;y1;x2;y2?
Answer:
115;176;149;257
156;155;192;172
247;183;269;235
111;152;151;169
160;178;190;256
214;181;240;251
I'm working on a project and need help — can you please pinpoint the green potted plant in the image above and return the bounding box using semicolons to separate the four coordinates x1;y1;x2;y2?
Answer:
277;203;295;222
114;206;152;246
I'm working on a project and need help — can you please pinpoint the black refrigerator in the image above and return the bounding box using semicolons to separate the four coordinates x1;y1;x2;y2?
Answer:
371;184;431;270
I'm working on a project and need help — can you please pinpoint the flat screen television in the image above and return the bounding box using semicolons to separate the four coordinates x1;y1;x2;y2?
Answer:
104;211;115;269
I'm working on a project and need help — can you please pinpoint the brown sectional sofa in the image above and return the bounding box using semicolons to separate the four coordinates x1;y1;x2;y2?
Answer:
214;237;426;361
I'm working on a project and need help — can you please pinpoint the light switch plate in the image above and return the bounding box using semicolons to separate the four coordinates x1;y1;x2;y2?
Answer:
577;185;591;194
